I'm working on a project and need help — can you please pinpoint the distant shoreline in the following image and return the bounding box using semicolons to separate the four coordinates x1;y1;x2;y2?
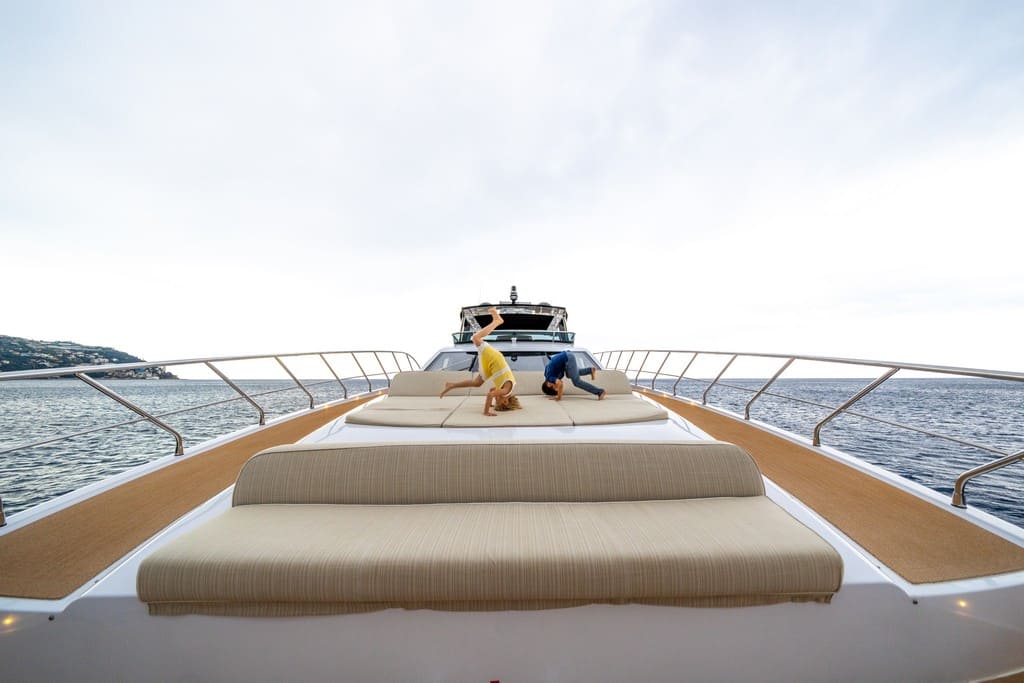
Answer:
0;334;178;379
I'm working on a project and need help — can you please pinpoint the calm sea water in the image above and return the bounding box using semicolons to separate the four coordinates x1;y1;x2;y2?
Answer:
1;377;1022;528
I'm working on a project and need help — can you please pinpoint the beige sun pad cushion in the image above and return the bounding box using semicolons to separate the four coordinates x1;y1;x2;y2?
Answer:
343;408;455;428
560;395;667;425
562;369;632;396
232;441;765;505
345;396;466;427
361;397;465;410
443;394;573;427
348;391;666;428
139;496;842;615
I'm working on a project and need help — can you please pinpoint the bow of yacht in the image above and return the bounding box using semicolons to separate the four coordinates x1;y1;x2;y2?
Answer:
1;290;1022;682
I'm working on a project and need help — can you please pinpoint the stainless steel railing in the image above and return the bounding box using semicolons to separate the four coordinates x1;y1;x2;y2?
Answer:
0;350;419;458
597;349;1023;510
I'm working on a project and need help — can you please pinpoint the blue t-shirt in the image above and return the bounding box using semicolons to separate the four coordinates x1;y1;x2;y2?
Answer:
544;351;569;384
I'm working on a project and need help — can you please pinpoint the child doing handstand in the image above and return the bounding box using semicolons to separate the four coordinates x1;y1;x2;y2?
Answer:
541;349;605;401
439;307;521;416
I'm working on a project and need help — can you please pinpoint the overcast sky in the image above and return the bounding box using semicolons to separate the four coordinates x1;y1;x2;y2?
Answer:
2;2;1022;379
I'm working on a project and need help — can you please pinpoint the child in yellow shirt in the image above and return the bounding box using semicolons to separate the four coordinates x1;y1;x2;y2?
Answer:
439;307;520;416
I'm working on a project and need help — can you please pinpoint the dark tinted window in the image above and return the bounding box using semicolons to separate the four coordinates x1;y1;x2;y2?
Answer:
424;351;476;371
424;350;598;372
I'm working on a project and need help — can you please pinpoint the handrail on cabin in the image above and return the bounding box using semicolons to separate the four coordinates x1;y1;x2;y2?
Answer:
0;350;420;460
597;348;1024;511
450;330;576;344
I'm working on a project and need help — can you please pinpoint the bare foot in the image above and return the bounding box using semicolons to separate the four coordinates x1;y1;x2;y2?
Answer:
484;411;497;416
598;390;606;400
440;382;454;398
488;307;504;325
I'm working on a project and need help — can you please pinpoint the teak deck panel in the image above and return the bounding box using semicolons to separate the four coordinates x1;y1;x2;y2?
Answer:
642;390;1024;584
0;396;374;600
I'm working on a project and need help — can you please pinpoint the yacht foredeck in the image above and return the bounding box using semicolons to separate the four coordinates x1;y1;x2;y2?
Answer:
5;373;1023;603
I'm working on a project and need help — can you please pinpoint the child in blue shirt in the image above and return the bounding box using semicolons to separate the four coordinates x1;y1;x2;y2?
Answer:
541;350;605;401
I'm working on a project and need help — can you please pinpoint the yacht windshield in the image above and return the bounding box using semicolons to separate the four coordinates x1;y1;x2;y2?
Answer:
425;350;597;373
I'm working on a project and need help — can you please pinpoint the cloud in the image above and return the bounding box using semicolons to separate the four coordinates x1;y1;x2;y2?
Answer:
2;2;1023;374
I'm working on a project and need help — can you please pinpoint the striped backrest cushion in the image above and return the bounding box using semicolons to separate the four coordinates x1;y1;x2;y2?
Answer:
388;371;476;396
467;370;633;396
389;370;634;397
232;440;765;506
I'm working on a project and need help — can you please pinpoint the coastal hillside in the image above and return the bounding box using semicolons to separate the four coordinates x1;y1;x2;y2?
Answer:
0;335;177;379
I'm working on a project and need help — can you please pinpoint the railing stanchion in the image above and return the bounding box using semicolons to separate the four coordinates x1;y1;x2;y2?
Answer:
351;353;374;394
813;368;899;446
702;354;737;405
650;352;669;390
319;354;348;398
635;351;651;386
74;373;185;455
206;362;266;425
275;357;315;409
672;353;699;395
745;358;794;420
953;450;1024;508
373;352;391;387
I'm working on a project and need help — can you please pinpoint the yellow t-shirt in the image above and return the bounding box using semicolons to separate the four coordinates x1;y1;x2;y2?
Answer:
479;343;515;388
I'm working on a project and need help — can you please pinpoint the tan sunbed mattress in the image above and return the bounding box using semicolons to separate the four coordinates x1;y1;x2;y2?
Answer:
139;497;842;616
138;440;842;615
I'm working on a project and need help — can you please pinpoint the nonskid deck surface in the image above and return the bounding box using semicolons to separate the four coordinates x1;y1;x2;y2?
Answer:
641;390;1024;584
0;396;376;600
